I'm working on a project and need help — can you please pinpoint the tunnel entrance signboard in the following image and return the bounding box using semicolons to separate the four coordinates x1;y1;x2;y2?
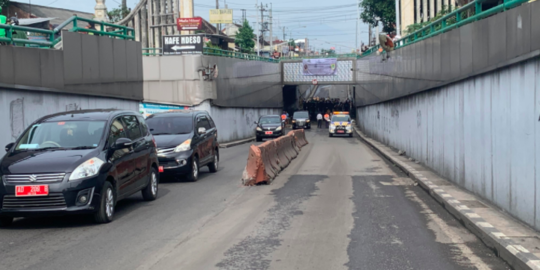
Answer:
312;79;318;85
162;35;203;55
302;58;338;76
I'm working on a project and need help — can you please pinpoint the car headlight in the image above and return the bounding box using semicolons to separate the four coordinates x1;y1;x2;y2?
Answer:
174;139;192;152
256;127;263;131
69;157;104;181
306;120;310;123
346;125;352;130
329;124;336;130
292;120;296;123
276;126;282;131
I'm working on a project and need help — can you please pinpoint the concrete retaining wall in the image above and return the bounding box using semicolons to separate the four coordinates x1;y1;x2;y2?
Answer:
0;88;139;149
357;57;540;230
143;55;282;108
194;101;280;143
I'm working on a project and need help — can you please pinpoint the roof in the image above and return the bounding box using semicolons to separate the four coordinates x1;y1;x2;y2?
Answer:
18;17;55;26
9;1;94;25
39;109;133;122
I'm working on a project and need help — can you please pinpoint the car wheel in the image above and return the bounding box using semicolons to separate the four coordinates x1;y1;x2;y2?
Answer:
142;167;159;201
349;133;353;137
208;152;218;173
329;133;333;137
0;216;14;227
186;157;199;182
256;136;262;142
94;181;115;223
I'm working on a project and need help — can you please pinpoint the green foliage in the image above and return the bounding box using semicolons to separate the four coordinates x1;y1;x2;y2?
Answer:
107;5;130;23
205;41;220;49
0;0;9;10
321;49;336;55
360;0;395;32
235;20;255;53
288;39;295;48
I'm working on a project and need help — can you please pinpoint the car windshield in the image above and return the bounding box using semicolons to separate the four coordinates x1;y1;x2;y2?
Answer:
332;116;351;122
293;112;309;119
146;116;193;135
260;117;281;124
15;121;106;150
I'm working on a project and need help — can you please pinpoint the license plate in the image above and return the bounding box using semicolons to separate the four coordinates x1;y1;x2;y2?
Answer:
265;131;273;135
337;130;345;134
15;185;49;197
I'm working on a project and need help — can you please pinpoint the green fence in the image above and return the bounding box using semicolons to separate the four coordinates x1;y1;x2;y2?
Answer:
360;0;530;58
0;16;134;48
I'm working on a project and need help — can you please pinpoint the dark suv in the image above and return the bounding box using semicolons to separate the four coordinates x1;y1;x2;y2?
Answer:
0;110;160;226
292;111;311;129
146;111;219;182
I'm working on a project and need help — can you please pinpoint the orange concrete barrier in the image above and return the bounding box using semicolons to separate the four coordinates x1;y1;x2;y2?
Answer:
242;132;308;186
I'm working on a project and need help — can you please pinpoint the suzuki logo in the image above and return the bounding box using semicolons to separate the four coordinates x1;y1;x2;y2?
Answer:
29;175;37;182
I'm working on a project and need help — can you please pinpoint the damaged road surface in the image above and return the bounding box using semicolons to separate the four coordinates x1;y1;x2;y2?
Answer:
0;129;509;270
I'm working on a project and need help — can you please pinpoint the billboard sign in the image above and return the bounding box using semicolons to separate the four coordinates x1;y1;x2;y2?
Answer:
176;17;202;31
162;35;203;55
209;9;233;24
302;58;338;76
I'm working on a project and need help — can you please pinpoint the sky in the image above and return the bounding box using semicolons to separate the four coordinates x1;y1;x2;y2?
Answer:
21;0;372;53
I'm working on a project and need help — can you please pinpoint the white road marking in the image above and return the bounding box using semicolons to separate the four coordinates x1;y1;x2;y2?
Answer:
476;222;494;228
491;232;508;239
465;213;481;218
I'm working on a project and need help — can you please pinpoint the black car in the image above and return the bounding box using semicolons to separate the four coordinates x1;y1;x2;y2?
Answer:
292;111;311;129
255;115;285;142
146;111;219;182
0;109;160;226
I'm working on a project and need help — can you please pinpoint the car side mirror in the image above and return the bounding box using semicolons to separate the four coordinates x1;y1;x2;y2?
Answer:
198;127;206;135
5;142;14;152
113;138;133;149
254;121;258;125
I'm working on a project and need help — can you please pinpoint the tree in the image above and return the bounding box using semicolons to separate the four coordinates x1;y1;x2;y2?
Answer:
107;5;130;23
321;48;336;55
359;0;395;33
288;39;296;49
0;0;9;9
235;20;255;53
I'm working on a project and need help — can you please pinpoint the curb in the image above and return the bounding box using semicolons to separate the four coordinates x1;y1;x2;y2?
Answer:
353;126;540;270
219;137;255;149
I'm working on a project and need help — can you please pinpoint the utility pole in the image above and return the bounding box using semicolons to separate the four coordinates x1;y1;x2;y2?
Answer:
395;0;400;35
215;0;219;34
270;3;273;53
283;26;286;40
356;0;359;53
256;2;260;56
368;24;372;46
241;9;246;22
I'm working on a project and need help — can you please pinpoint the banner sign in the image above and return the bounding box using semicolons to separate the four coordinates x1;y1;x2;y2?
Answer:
176;17;202;31
209;9;233;24
139;103;190;118
162;35;203;55
302;58;338;76
282;46;289;55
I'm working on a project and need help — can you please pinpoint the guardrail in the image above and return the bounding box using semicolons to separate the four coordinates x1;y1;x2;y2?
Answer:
360;0;530;58
0;16;135;48
142;47;281;63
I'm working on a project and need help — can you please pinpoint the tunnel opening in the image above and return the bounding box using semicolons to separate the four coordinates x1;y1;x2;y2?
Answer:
282;84;356;121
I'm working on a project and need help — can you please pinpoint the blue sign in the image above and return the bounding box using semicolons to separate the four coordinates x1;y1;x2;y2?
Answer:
139;103;190;117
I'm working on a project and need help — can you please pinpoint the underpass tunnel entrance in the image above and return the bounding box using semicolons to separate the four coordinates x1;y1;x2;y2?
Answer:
282;84;356;121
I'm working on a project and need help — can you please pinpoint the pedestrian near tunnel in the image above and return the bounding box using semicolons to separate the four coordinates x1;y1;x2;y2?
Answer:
324;112;330;128
317;112;323;128
378;31;396;61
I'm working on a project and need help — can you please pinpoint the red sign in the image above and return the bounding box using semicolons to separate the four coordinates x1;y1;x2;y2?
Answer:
16;185;49;197
330;47;335;50
312;79;318;85
177;17;202;31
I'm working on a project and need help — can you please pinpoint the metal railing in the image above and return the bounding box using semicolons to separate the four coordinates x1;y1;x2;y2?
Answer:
0;16;135;48
360;0;530;58
142;47;281;63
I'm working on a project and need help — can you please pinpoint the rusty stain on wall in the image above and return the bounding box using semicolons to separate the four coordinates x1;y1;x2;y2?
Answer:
10;98;24;140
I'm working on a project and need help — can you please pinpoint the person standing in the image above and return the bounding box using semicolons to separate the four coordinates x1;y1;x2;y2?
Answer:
9;18;27;47
317;112;323;128
378;31;396;61
324;112;330;128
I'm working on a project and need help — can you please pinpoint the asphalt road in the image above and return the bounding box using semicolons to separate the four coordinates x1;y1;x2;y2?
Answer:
0;128;509;270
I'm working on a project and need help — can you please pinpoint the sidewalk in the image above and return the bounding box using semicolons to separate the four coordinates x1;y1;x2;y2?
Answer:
353;126;540;270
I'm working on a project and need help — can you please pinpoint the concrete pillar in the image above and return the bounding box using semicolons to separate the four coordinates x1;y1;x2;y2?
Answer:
423;0;428;21
148;0;154;48
180;0;194;35
141;7;148;48
94;0;109;31
416;0;421;23
430;0;435;18
134;11;141;42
